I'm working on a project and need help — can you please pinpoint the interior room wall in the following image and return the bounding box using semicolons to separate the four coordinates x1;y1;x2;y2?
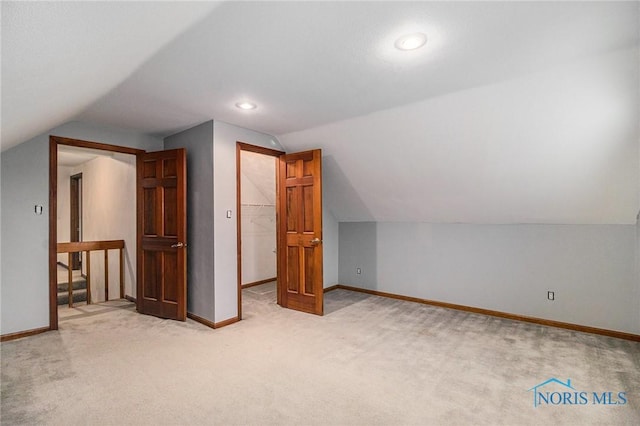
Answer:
338;222;377;289
1;137;51;334
339;222;638;334
322;187;339;289
240;151;276;285
56;165;73;264
212;121;285;323
164;121;215;323
1;121;162;335
636;212;640;332
71;154;136;301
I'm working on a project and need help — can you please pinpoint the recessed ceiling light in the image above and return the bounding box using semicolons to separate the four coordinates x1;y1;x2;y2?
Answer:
235;101;257;110
394;32;427;51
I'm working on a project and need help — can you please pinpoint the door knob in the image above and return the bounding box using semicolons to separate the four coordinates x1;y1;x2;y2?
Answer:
310;238;322;245
171;242;186;248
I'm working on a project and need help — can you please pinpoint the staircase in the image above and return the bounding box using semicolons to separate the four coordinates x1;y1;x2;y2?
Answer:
57;271;88;306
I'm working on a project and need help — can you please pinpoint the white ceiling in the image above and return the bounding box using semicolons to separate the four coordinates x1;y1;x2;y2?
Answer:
1;0;221;150
58;146;101;168
2;1;639;224
58;145;118;168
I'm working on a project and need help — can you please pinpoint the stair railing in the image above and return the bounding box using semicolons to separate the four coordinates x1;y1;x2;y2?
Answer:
56;240;125;307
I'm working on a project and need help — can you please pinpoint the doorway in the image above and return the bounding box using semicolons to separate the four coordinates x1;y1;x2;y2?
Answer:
49;136;144;329
236;142;284;320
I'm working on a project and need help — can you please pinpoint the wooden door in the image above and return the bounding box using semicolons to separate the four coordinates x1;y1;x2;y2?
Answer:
70;173;82;270
137;149;187;321
278;149;323;315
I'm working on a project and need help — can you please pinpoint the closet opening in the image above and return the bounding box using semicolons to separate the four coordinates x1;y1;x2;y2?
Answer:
236;142;284;320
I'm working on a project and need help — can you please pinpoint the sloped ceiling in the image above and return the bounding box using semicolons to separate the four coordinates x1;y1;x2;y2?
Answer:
2;1;639;224
1;1;221;149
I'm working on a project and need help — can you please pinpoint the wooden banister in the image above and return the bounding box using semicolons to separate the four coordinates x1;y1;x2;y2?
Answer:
57;240;124;253
57;240;125;307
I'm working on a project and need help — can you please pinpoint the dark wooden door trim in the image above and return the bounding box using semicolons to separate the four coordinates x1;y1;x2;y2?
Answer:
236;142;284;321
70;173;82;270
49;136;144;330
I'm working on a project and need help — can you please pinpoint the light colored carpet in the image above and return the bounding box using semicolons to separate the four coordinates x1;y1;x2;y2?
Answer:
1;286;639;425
58;299;134;321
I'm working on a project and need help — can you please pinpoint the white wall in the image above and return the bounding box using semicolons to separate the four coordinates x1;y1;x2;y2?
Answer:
1;121;162;335
212;121;284;323
240;151;276;284
74;155;136;301
339;222;638;334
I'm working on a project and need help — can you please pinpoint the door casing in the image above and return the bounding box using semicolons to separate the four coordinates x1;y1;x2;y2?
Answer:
236;142;285;320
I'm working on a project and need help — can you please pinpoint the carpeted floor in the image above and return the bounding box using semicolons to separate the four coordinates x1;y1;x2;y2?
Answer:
58;299;134;321
1;284;639;425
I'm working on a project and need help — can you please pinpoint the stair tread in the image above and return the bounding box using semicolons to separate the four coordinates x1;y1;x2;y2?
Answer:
57;280;87;292
57;289;88;305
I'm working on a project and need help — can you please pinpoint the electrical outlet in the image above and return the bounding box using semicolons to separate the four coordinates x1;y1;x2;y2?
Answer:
547;291;555;301
356;268;362;275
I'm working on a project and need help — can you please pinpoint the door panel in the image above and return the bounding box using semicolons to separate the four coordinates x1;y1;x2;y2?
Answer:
70;174;82;270
278;149;323;315
137;149;187;321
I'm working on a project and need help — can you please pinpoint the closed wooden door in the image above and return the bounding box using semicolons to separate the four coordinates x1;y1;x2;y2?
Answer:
278;149;323;315
137;149;187;321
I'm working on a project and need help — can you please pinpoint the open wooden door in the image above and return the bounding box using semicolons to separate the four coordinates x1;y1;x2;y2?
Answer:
137;149;187;321
278;149;323;315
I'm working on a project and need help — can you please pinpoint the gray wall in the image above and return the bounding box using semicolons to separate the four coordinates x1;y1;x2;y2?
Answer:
339;222;638;334
322;204;339;289
164;121;215;322
338;222;377;289
212;121;285;323
0;121;162;335
636;214;640;333
1;136;50;334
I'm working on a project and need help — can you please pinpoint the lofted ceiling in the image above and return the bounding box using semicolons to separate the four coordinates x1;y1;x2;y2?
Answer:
58;145;114;168
2;1;639;224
